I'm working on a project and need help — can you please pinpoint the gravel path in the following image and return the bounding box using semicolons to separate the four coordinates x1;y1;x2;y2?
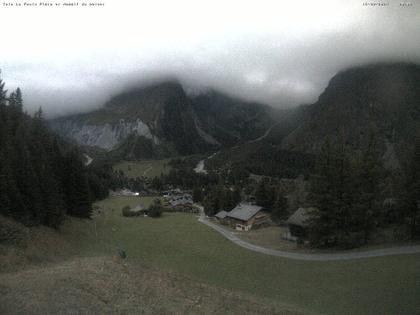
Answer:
193;152;219;174
247;122;280;143
142;164;153;177
197;213;420;261
84;154;93;166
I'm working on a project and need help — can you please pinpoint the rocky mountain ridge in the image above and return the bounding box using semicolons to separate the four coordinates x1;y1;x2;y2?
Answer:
280;62;420;168
203;62;420;177
50;62;420;166
49;82;275;158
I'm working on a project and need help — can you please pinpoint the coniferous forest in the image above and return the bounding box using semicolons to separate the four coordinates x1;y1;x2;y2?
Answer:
0;75;109;228
306;133;420;248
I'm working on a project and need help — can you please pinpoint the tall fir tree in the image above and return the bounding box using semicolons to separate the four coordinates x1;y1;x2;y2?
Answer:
271;190;288;221
308;138;361;247
0;71;107;228
355;132;383;243
255;178;275;209
62;150;92;218
403;132;420;238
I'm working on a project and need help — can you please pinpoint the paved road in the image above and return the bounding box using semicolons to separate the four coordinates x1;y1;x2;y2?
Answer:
197;211;420;261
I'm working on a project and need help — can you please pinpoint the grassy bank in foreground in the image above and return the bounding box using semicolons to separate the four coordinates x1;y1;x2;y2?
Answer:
59;195;420;315
1;256;294;315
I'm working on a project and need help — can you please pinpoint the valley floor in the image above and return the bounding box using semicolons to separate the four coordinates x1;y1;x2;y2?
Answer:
1;195;420;315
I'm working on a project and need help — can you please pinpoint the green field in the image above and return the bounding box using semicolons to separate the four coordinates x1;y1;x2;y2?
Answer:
113;159;171;179
61;196;420;315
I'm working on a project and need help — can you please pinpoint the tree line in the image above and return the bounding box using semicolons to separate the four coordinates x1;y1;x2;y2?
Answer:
0;75;110;228
150;131;420;248
307;134;420;248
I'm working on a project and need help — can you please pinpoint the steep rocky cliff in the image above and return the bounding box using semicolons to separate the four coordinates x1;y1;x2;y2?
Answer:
50;118;157;150
49;82;275;158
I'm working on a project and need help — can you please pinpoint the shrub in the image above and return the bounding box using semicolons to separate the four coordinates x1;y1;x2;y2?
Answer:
122;205;133;217
0;216;29;244
148;199;163;218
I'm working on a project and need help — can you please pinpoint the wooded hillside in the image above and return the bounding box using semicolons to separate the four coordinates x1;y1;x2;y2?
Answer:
0;75;108;228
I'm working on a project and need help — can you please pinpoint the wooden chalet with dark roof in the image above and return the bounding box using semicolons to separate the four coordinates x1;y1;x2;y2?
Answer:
224;203;269;231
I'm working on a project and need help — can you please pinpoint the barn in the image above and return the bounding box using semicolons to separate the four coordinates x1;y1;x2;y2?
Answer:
215;210;228;224
225;203;269;231
123;203;149;217
286;207;313;239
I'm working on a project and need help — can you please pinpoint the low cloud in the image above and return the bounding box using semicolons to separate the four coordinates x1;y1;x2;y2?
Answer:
1;0;419;117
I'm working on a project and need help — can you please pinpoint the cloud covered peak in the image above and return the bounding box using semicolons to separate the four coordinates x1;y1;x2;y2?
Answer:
1;0;419;117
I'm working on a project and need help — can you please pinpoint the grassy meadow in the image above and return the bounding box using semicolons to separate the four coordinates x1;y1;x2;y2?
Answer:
113;159;171;179
55;195;420;315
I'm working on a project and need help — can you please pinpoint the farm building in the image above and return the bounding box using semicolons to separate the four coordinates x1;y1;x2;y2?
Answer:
286;207;313;240
123;203;148;217
162;189;183;199
169;194;193;207
165;193;197;213
215;210;228;223
225;203;269;231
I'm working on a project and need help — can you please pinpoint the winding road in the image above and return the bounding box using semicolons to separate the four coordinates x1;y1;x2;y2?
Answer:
192;122;420;261
142;164;153;177
194;122;280;174
196;207;420;261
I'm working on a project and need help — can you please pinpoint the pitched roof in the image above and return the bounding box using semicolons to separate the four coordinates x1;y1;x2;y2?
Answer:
169;194;192;203
286;207;313;227
170;195;193;206
215;210;228;219
226;203;263;221
170;199;183;207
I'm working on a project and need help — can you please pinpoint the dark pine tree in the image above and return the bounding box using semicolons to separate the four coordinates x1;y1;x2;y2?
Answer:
0;72;110;228
354;132;384;244
308;138;360;248
62;150;92;218
271;190;288;221
255;178;275;209
193;187;203;203
403;132;420;238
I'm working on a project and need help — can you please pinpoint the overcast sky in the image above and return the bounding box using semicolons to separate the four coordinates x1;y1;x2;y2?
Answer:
1;0;419;117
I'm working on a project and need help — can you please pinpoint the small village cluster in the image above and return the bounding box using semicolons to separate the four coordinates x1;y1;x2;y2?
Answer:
162;189;197;213
214;203;310;241
214;204;268;232
116;186;311;242
119;188;199;217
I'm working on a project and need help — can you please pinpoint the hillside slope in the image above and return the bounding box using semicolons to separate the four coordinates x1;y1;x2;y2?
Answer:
0;257;298;315
281;63;420;168
0;215;299;315
199;63;420;178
